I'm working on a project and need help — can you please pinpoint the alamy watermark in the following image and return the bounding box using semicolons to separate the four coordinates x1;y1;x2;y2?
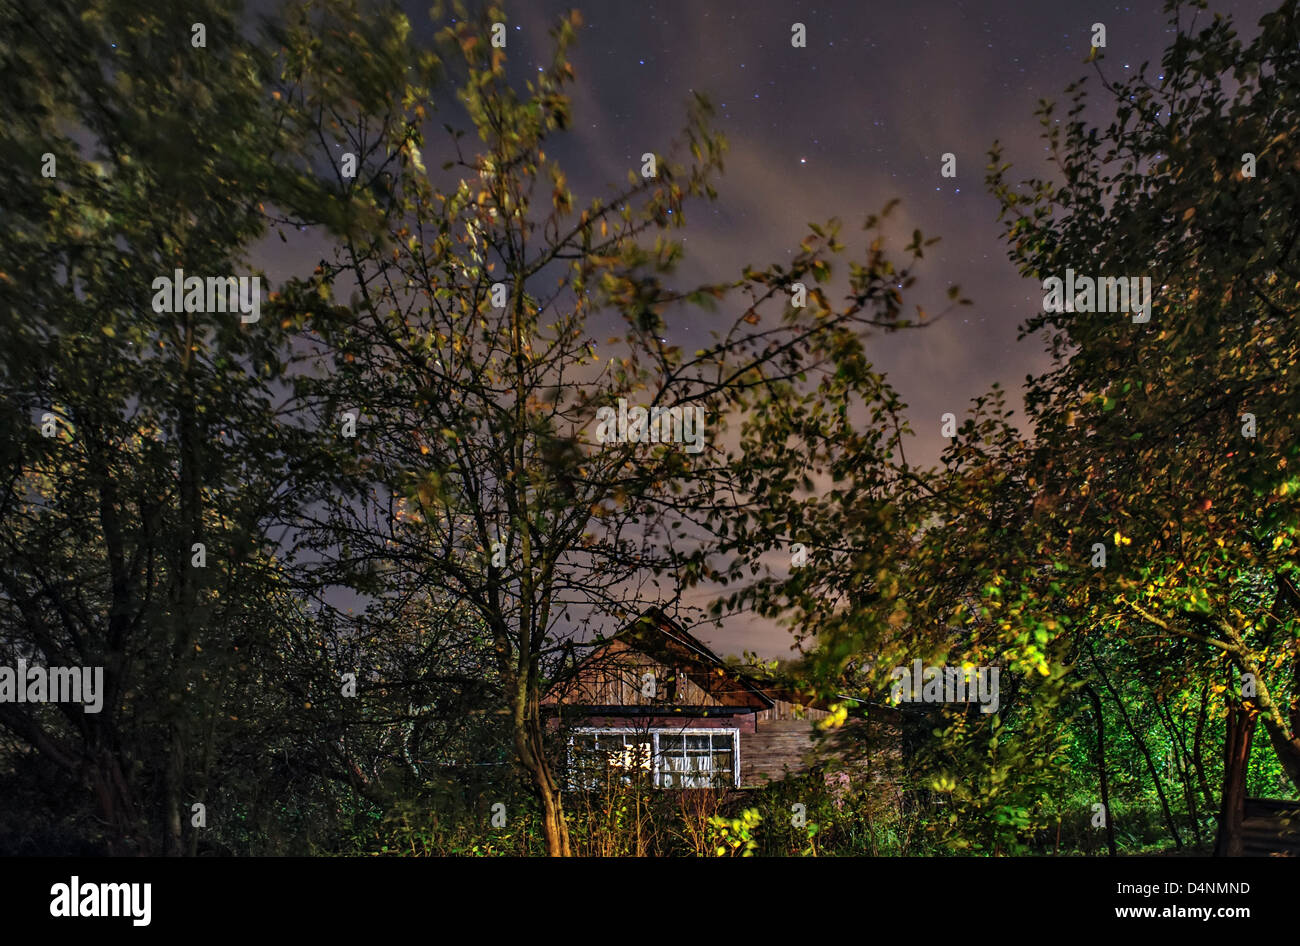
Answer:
890;660;1000;714
1042;268;1151;323
50;877;150;926
151;268;261;323
594;398;705;454
0;659;104;713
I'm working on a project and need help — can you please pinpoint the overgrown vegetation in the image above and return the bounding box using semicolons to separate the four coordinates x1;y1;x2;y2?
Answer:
2;0;1298;856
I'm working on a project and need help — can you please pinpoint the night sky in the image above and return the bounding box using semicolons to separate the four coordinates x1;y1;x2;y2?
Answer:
278;1;1279;657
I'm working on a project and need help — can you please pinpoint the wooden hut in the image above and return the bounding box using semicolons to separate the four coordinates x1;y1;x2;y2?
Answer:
543;607;899;789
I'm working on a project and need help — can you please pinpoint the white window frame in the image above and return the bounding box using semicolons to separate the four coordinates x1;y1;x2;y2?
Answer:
568;727;740;789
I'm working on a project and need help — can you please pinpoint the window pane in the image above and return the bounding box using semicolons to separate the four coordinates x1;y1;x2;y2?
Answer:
614;731;739;787
568;731;660;789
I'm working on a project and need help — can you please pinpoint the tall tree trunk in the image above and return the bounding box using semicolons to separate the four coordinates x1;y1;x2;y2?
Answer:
1223;645;1300;792
1214;702;1256;857
90;750;142;854
1087;641;1182;848
1156;696;1202;847
1255;578;1300;792
1084;684;1117;856
512;683;571;856
1192;677;1214;811
163;727;186;856
166;351;202;857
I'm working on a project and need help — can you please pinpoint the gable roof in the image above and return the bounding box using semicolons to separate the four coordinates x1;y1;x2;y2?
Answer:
617;607;776;708
545;607;834;712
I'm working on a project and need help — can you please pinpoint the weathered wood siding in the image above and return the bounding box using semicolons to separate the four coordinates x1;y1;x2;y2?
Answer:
740;714;902;787
547;639;754;708
740;718;819;785
755;698;830;723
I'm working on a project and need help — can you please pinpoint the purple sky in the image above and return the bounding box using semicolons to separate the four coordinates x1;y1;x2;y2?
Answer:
267;0;1277;657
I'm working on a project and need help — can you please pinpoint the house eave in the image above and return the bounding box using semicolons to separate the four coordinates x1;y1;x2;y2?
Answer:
546;704;759;718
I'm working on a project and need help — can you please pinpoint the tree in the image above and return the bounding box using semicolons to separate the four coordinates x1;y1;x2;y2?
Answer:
0;0;349;853
722;377;1074;852
986;0;1300;842
282;1;942;855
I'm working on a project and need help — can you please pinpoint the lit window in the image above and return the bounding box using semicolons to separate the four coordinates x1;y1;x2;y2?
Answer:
567;729;739;789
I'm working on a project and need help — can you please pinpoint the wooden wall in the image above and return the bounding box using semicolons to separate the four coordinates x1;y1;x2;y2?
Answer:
740;718;819;786
546;636;903;791
548;640;750;708
755;698;830;723
740;714;901;787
